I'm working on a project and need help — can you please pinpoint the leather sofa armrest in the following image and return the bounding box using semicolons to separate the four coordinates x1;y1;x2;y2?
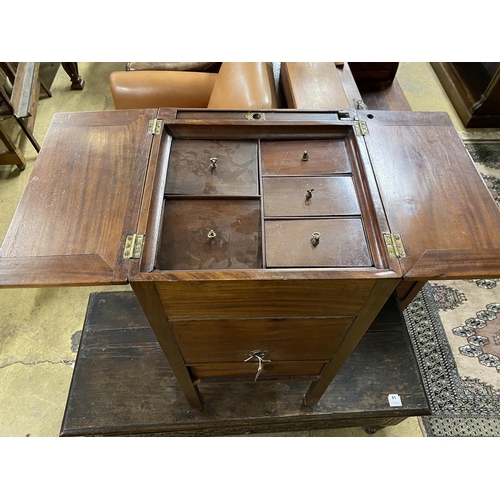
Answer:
109;71;217;109
208;62;278;109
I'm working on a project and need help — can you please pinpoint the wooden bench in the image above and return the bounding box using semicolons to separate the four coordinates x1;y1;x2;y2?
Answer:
280;62;411;111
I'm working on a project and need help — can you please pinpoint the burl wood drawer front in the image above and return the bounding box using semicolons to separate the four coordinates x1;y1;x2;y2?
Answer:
261;140;351;176
189;361;326;380
262;176;360;217
265;219;372;268
158;199;262;270
165;139;258;195
156;279;376;319
170;317;354;363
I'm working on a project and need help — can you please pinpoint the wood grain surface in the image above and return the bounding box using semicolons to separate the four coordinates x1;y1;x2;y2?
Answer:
0;109;157;286
361;110;500;279
60;291;430;436
263;176;360;217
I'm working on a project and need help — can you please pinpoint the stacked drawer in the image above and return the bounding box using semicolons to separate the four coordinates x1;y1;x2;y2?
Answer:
157;137;375;383
261;139;372;268
158;138;262;270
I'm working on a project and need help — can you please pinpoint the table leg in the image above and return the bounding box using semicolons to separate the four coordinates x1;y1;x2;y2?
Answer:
61;63;85;90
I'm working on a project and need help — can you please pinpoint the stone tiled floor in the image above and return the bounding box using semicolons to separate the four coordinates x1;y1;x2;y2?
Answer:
1;62;497;437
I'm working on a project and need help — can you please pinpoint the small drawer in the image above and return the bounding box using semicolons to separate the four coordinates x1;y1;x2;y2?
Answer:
166;139;258;195
171;317;354;364
189;361;326;381
157;199;262;270
261;139;351;176
265;219;372;268
263;176;360;217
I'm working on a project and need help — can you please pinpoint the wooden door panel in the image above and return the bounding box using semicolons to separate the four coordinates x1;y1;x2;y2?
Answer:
361;110;500;279
0;109;157;286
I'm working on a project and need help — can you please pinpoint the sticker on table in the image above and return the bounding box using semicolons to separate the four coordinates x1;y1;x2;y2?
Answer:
388;394;402;407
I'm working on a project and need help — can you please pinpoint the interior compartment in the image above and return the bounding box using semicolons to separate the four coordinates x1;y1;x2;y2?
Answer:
262;176;360;217
165;139;259;196
265;218;372;268
260;139;352;176
157;199;262;270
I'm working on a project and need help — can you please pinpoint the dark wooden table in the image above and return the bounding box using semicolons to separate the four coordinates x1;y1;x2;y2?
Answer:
60;290;430;436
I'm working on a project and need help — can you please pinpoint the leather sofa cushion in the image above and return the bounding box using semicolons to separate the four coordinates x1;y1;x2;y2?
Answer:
109;71;217;109
208;62;278;109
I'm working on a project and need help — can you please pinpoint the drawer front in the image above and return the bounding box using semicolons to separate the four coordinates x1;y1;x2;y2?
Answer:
261;140;351;176
170;317;354;363
166;139;258;195
189;361;326;380
157;279;376;319
265;219;372;268
263;176;360;217
158;199;262;270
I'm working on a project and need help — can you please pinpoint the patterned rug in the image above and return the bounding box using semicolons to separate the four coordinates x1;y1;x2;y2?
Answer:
404;139;500;436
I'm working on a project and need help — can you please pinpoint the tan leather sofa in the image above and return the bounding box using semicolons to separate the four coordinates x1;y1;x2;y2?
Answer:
109;62;278;110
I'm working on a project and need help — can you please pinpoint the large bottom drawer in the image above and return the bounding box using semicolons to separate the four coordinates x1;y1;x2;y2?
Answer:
170;317;354;364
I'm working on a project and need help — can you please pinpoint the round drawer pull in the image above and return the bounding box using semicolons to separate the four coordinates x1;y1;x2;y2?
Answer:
210;157;218;171
207;229;217;239
244;350;271;381
302;151;309;161
311;232;321;246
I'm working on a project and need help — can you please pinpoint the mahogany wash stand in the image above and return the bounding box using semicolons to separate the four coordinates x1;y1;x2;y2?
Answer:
1;108;500;435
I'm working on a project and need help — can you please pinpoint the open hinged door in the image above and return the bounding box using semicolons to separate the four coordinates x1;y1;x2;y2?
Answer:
0;109;158;287
359;109;500;280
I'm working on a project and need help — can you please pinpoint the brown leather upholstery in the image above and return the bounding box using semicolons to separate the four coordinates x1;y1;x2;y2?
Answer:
110;71;217;109
208;62;278;109
110;62;278;110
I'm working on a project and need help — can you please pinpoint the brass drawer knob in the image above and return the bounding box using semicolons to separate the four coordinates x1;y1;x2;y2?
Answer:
311;232;321;246
244;350;271;381
210;157;218;171
302;151;309;161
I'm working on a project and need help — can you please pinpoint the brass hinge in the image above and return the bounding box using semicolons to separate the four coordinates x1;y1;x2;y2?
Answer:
353;120;369;136
123;234;145;259
383;233;406;259
147;119;163;135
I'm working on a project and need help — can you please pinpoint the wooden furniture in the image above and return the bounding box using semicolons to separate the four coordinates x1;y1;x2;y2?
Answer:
280;62;411;112
60;290;430;436
0;62;47;170
431;62;500;128
1;108;500;410
61;63;85;90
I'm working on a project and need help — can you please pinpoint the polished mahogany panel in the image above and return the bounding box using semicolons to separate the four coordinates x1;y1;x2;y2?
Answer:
263;176;360;217
165;139;258;195
0;109;157;286
261;139;352;176
170;316;354;363
158;199;262;270
265;219;372;268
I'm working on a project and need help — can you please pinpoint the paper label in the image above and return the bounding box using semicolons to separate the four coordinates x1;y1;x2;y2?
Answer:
388;394;402;407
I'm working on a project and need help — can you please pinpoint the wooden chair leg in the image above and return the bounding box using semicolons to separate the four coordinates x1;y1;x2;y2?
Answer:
61;63;85;90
